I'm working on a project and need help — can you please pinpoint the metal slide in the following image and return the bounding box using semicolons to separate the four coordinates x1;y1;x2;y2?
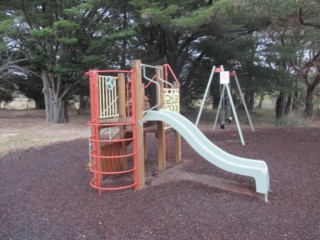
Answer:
142;110;269;201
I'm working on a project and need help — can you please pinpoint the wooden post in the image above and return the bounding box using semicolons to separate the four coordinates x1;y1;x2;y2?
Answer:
174;130;181;163
156;66;166;171
132;60;145;189
118;73;128;170
173;81;182;163
142;89;148;160
144;131;148;159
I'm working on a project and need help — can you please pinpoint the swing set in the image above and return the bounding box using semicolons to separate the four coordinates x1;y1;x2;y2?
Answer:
195;66;254;145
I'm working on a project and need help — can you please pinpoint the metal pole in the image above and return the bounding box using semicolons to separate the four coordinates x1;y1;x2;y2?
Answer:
225;84;245;145
195;66;215;127
213;84;225;129
233;73;254;131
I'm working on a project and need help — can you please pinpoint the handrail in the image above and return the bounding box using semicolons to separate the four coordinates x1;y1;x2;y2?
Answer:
141;64;174;88
86;68;137;194
145;74;156;88
85;69;132;75
141;63;174;113
163;64;180;84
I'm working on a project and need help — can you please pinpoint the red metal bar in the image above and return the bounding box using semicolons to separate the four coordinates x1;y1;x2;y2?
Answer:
88;121;133;127
90;180;136;191
89;152;135;160
214;67;222;73
88;70;102;194
145;74;156;88
163;64;180;83
88;137;134;144
89;166;136;175
85;70;132;74
213;67;236;77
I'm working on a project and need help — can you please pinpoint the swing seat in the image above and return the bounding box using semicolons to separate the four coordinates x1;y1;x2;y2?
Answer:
226;117;233;123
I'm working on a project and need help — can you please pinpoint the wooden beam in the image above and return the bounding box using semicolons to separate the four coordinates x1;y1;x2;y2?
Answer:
132;60;145;189
173;81;182;163
156;65;166;171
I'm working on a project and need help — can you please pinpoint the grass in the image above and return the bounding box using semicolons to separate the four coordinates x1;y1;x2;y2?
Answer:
0;109;89;156
182;107;320;128
274;111;313;127
182;108;276;127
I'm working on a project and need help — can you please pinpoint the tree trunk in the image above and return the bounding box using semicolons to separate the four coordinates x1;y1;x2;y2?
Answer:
34;98;45;109
244;89;255;110
53;97;68;123
257;93;264;109
292;90;299;110
42;71;69;123
284;95;292;115
78;92;89;115
42;73;54;122
276;91;287;119
304;86;315;117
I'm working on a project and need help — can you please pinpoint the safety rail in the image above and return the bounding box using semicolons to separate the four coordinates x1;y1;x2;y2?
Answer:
85;69;138;195
140;63;181;159
88;121;136;192
141;63;174;113
85;63;181;195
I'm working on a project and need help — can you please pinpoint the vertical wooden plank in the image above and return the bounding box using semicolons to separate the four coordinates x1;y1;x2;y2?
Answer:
118;73;126;120
132;60;145;190
156;66;166;171
144;131;148;159
174;131;181;163
141;87;147;160
173;81;182;163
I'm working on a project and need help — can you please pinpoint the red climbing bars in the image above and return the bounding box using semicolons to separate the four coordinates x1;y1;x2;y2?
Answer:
85;69;138;195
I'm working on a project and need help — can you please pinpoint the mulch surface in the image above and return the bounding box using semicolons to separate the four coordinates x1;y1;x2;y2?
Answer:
1;126;320;240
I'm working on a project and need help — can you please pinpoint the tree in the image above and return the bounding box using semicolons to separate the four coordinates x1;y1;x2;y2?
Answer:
0;50;28;106
0;0;135;123
294;4;320;117
264;0;320;118
13;75;45;109
292;50;320;117
130;0;271;108
2;0;319;120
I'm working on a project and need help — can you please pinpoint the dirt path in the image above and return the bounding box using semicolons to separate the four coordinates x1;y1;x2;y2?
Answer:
0;109;89;156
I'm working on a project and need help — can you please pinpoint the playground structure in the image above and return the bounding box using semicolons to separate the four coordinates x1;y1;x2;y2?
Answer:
85;60;270;201
195;66;254;145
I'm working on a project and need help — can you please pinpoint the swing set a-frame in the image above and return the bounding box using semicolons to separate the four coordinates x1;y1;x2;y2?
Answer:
195;66;254;145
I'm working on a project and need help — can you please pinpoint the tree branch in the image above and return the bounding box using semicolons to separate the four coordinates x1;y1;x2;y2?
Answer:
20;0;34;30
299;7;320;29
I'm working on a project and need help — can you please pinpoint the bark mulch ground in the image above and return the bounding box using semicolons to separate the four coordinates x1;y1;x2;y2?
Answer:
1;126;320;240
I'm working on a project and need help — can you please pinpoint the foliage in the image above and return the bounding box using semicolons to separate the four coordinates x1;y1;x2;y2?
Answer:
0;0;320;120
0;0;136;122
13;75;44;109
0;50;27;105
